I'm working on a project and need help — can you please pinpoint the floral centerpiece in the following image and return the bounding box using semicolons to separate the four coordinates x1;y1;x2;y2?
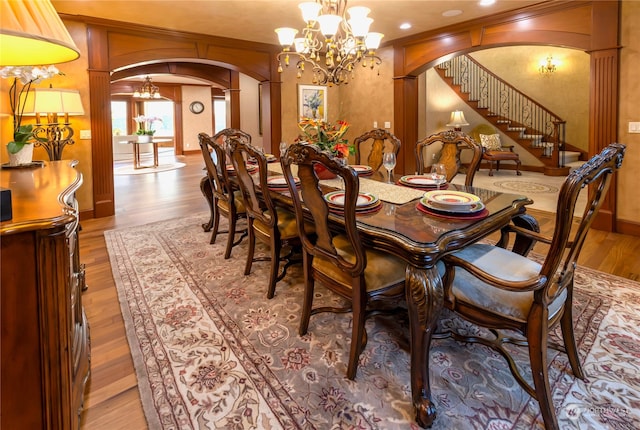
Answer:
1;65;61;157
297;117;353;158
134;115;163;136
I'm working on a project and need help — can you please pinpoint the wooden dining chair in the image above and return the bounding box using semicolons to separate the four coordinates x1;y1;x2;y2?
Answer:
198;130;248;259
281;142;406;380
415;130;483;185
440;142;626;430
353;128;401;172
228;137;305;299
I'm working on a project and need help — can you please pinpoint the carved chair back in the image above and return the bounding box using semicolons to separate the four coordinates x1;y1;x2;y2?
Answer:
282;143;365;278
227;138;277;231
353;128;401;172
415;130;482;185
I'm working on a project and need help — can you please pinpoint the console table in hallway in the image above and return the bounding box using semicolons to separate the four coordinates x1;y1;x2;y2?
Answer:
127;138;173;169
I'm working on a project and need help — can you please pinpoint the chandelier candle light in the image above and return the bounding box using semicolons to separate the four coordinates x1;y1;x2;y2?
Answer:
275;0;384;85
133;76;161;99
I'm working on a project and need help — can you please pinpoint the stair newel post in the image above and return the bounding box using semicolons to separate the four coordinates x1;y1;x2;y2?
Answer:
553;120;566;168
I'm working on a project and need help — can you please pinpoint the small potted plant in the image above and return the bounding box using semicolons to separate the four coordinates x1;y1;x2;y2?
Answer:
134;115;162;143
1;65;61;165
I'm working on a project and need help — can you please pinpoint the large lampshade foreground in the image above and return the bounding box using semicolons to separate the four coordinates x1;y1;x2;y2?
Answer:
20;88;85;116
0;0;80;66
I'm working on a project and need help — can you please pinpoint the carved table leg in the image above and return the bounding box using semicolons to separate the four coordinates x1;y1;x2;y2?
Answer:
406;264;444;428
200;176;215;232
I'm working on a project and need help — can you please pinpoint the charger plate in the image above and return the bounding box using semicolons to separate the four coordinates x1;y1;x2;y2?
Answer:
416;201;488;220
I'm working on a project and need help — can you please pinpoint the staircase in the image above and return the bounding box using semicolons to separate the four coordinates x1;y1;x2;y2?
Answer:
435;55;586;175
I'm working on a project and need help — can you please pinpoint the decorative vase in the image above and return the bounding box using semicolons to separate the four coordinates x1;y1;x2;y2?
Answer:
7;143;34;166
137;135;152;143
313;163;337;180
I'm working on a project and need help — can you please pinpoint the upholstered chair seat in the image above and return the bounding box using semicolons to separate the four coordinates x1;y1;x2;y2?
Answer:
217;190;246;214
447;244;567;323
253;207;301;240
312;235;406;295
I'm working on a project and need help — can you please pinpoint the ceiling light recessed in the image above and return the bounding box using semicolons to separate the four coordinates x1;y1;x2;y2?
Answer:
442;10;462;17
479;0;496;6
400;23;412;30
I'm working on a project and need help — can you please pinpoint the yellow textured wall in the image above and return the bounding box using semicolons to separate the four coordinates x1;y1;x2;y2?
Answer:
278;45;394;164
470;47;590;152
617;0;640;225
0;20;93;212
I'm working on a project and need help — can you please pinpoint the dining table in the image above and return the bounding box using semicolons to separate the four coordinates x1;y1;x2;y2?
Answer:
200;160;534;428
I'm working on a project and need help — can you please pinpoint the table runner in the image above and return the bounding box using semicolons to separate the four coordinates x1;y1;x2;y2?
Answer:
268;163;424;205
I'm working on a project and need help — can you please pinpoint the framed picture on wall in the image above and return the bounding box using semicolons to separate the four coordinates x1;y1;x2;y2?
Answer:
298;84;327;121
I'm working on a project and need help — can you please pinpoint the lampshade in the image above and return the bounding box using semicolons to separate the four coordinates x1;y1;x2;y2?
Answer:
0;0;80;66
20;88;85;116
446;110;469;127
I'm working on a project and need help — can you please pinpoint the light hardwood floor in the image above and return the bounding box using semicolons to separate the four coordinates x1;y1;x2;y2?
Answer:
78;153;640;429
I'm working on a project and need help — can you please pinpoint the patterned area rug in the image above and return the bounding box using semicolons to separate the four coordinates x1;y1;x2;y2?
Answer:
105;214;640;429
491;180;559;194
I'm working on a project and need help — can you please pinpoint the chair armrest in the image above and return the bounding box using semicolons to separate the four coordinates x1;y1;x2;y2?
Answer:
508;225;552;245
444;252;548;293
496;214;548;256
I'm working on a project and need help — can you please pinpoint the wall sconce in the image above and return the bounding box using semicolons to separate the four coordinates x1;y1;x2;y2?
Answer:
539;55;558;75
20;87;85;160
446;110;469;131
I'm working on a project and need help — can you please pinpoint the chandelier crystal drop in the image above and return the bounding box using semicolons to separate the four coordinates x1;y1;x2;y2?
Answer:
133;76;161;99
275;0;383;85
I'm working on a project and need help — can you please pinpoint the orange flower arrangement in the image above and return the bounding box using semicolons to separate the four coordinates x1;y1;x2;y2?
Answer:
297;117;354;158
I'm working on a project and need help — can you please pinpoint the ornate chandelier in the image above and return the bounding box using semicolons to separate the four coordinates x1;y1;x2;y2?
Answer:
275;1;383;85
133;76;161;99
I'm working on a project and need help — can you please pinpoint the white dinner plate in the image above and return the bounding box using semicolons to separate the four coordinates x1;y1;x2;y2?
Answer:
267;175;299;187
400;175;446;187
351;165;373;175
423;190;481;211
324;191;379;207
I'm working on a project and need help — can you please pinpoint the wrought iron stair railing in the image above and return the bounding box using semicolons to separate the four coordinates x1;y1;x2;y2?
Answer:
436;54;567;171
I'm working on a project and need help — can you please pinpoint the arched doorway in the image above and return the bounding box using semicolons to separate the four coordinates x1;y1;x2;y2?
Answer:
391;1;620;231
84;21;281;217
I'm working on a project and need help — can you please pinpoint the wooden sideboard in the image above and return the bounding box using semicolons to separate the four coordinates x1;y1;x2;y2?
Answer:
1;160;90;429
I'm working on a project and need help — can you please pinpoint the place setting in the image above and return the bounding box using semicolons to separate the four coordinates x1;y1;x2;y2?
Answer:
398;175;449;190
398;161;448;190
323;190;382;215
247;153;278;164
416;190;488;220
266;175;300;192
226;163;259;175
350;164;373;176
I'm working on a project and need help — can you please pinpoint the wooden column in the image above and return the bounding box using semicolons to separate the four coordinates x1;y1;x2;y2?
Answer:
87;26;115;217
393;75;418;175
589;0;620;231
228;71;241;129
262;80;281;154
